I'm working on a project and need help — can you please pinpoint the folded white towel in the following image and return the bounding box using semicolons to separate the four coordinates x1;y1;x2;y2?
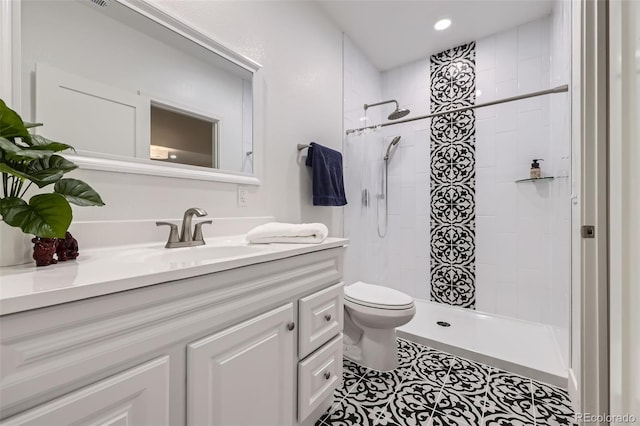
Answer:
246;222;329;244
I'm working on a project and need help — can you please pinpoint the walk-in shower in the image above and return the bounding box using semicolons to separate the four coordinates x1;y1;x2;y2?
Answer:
343;6;572;388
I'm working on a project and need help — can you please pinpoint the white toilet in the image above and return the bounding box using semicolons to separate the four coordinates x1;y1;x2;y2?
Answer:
343;281;416;372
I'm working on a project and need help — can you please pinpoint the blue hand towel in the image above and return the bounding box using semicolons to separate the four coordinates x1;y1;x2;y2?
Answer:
305;142;347;206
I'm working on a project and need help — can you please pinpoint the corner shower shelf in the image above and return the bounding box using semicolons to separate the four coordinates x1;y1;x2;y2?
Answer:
515;176;555;183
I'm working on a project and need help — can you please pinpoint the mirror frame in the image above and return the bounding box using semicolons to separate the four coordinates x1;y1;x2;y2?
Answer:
1;0;263;185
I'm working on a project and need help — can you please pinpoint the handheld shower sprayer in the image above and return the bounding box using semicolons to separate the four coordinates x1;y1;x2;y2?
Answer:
378;136;401;238
384;136;402;161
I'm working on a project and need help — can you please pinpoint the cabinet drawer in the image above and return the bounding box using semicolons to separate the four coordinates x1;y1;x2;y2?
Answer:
298;282;343;358
297;334;343;423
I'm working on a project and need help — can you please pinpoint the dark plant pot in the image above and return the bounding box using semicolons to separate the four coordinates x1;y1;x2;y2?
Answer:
32;237;59;267
57;232;79;261
31;232;79;267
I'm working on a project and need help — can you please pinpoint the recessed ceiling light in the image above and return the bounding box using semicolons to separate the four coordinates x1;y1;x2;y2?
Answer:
169;154;177;159
434;19;451;31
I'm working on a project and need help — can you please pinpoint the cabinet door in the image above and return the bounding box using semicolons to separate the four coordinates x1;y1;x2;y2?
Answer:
1;356;170;426
187;303;294;426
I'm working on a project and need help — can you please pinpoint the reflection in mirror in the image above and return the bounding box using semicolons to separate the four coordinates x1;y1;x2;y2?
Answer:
150;104;219;168
20;0;257;176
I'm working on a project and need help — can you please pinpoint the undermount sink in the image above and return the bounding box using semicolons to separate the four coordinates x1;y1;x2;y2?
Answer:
121;244;269;264
152;245;268;263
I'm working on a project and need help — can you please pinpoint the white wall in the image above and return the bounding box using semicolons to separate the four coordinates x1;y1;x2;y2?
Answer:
609;0;640;421
16;1;344;234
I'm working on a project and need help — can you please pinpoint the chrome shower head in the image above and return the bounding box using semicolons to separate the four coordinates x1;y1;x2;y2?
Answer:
383;136;402;161
388;106;410;120
363;99;410;121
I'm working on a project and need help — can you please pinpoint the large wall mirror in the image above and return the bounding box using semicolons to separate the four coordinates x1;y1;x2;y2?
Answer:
16;0;262;184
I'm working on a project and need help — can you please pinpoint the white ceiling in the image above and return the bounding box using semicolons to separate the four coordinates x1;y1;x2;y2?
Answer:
315;0;554;71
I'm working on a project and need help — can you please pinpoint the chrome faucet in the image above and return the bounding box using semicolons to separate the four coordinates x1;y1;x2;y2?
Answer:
156;207;212;248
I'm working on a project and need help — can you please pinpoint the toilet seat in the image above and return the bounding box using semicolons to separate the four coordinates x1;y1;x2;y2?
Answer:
344;281;414;310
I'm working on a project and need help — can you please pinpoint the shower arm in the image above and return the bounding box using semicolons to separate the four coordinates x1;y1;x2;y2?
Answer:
364;100;399;112
346;84;569;135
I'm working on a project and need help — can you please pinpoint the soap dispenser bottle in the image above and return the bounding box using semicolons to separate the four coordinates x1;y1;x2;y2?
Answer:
530;159;543;179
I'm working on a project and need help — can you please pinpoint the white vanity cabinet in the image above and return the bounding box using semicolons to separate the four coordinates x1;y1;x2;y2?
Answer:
1;357;171;426
187;303;295;426
0;246;345;426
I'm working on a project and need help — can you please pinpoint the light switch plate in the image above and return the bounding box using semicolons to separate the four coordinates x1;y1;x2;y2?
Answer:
238;185;248;207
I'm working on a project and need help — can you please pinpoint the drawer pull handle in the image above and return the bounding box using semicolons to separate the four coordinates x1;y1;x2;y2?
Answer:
324;371;331;380
287;322;296;331
324;314;332;322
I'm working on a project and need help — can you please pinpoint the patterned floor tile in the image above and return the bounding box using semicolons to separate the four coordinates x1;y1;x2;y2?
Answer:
348;368;406;407
337;371;365;400
486;370;533;399
389;378;444;414
322;339;576;426
383;387;437;426
397;338;427;368
320;397;387;426
531;380;572;407
344;357;369;378
534;402;577;426
407;347;455;384
430;408;479;425
482;410;535;426
445;356;492;395
482;390;535;422
433;387;485;425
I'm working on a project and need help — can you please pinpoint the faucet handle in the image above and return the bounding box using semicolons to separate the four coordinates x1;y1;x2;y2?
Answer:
193;220;212;243
156;222;179;247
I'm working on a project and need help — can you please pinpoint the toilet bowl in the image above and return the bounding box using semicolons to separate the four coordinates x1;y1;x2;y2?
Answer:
343;281;416;372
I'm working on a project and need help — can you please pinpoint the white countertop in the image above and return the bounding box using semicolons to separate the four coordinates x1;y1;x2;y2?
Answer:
0;236;348;316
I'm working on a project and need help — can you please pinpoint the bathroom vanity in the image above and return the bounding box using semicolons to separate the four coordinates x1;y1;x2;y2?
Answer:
0;237;346;425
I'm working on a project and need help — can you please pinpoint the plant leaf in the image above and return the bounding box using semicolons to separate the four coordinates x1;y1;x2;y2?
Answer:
0;163;33;181
0;137;21;154
0;160;65;188
54;178;105;206
0;137;53;162
28;169;65;188
27;154;78;187
29;134;75;152
1;155;77;188
0;194;72;238
0;99;31;142
24;122;43;129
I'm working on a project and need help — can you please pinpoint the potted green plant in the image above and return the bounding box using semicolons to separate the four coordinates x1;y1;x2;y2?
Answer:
0;99;104;266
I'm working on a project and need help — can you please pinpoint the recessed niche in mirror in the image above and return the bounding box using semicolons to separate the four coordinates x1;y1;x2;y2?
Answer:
19;0;259;179
150;104;219;168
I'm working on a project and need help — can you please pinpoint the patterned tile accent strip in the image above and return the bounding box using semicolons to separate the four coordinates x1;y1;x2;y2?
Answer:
429;42;477;308
317;338;577;426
